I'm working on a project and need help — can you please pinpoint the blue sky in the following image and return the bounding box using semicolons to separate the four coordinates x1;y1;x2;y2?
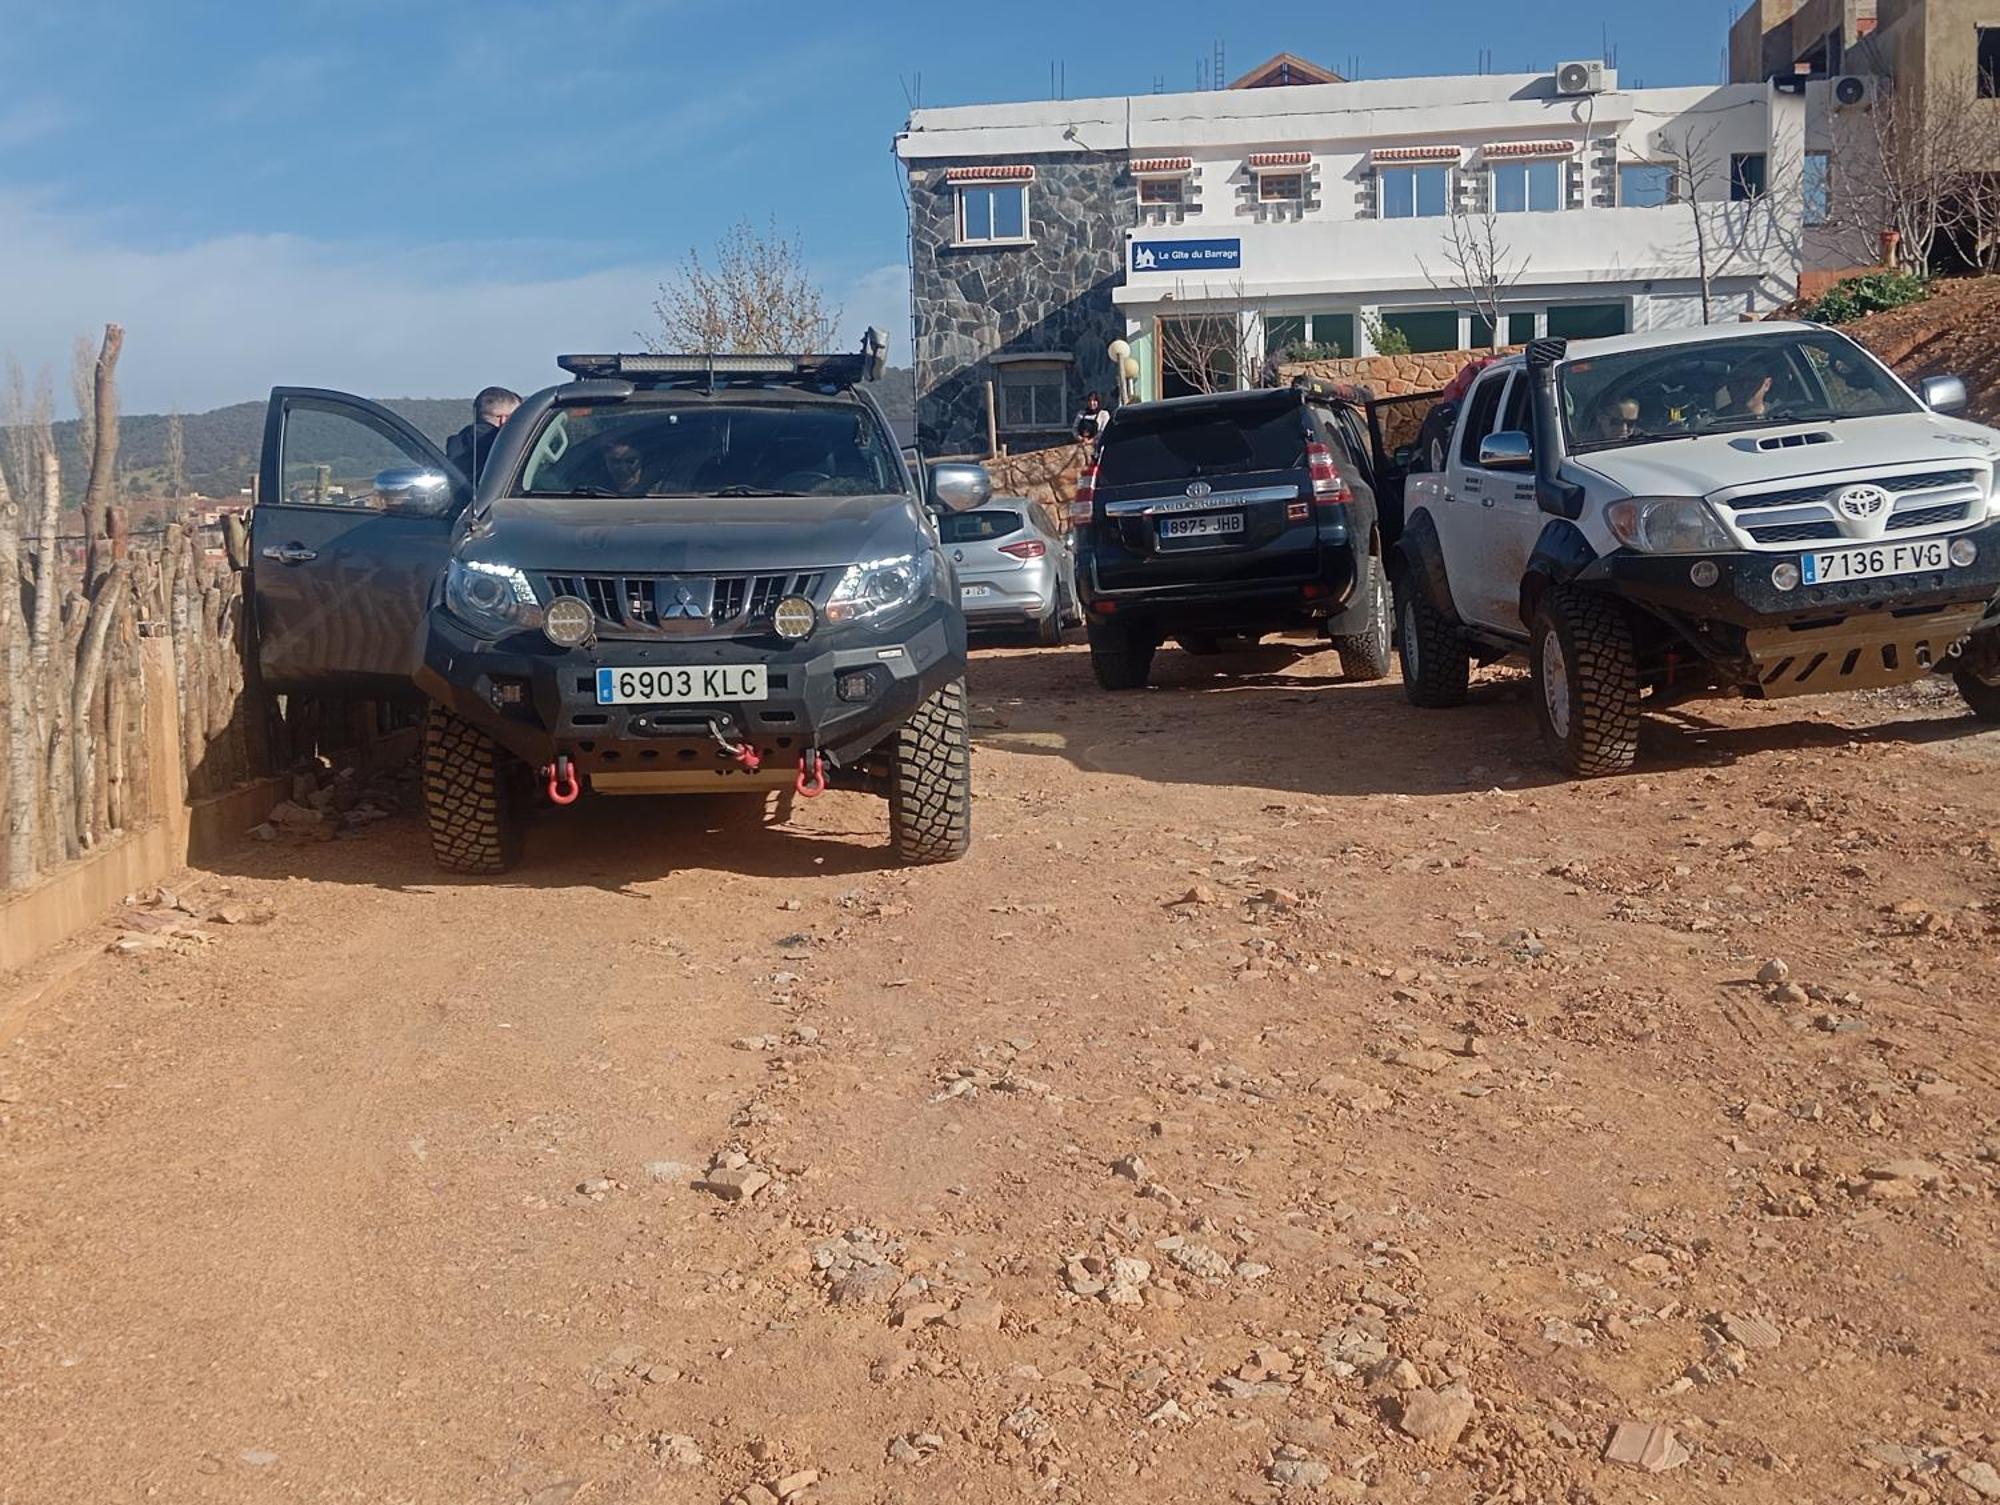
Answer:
0;0;1738;414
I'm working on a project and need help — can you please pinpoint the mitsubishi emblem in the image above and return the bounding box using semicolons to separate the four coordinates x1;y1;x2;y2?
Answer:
658;577;715;620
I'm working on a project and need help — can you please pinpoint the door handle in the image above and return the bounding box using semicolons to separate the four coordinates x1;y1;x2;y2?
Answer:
261;544;318;565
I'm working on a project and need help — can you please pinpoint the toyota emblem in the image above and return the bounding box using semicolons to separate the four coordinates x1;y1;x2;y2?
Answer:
1186;480;1213;500
1836;484;1890;520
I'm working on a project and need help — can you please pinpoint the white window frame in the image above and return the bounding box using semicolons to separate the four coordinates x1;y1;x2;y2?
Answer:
1256;170;1307;204
1617;161;1681;208
955;183;1032;247
1804;150;1832;226
995;361;1070;433
1378;164;1451;219
1489;157;1566;214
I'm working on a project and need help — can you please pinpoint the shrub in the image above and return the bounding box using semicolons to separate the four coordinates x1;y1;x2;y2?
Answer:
1361;311;1411;356
1808;271;1930;324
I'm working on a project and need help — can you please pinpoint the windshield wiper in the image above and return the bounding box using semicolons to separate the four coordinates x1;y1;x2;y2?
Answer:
707;485;806;498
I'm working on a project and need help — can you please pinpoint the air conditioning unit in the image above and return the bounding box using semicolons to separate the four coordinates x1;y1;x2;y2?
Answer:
1556;60;1605;97
1831;74;1876;108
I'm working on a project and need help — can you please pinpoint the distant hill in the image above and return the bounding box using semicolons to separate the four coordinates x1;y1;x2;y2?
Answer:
30;368;917;503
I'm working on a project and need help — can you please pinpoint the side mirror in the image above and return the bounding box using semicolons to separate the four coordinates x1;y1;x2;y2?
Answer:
374;467;454;516
1478;430;1534;471
929;461;993;514
1920;375;1968;415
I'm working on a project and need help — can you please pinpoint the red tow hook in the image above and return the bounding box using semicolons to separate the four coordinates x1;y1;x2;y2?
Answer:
795;749;827;798
544;754;581;806
708;720;762;772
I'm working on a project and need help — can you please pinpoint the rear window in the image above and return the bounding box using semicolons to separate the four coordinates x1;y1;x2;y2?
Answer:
940;509;1025;543
1097;404;1307;488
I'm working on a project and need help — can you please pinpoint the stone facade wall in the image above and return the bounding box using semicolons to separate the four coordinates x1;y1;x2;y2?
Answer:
909;154;1132;455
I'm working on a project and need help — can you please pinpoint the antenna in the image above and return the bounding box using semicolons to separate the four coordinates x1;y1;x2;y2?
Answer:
1153;73;1165;94
1196;56;1208;91
1213;37;1226;90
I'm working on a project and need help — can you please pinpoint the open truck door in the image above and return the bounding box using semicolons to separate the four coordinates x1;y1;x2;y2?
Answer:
251;389;469;695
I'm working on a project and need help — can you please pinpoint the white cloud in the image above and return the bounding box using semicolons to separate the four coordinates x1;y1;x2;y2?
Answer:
0;192;907;414
837;261;913;357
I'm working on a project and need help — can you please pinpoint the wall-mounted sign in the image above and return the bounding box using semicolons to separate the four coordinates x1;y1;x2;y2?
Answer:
1130;238;1242;272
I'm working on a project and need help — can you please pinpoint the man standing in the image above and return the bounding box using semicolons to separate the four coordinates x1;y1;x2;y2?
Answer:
1074;391;1109;444
446;386;521;484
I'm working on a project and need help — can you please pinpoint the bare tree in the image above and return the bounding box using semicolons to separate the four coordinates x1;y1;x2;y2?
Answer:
1418;200;1531;350
3;359;49;514
164;410;187;502
1659;123;1804;323
70;335;97;466
0;324;130;877
649;219;841;354
1154;281;1267;395
1827;75;1996;273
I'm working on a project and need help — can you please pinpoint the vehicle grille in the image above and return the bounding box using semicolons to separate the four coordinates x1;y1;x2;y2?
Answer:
1717;467;1987;549
540;571;828;638
1886;502;1971;532
1723;468;1982;511
1747;520;1842;544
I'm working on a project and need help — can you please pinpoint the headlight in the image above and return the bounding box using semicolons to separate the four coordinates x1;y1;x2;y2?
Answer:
1604;497;1733;554
444;559;544;638
823;552;932;626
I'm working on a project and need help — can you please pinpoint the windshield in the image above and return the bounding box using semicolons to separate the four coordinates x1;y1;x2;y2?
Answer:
516;402;902;498
1559;331;1921;453
1097;404;1307;488
940;509;1026;543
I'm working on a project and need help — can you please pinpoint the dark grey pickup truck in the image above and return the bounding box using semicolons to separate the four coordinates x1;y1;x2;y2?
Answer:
249;337;990;873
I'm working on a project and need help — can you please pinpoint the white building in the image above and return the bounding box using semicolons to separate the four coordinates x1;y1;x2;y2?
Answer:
897;59;1810;444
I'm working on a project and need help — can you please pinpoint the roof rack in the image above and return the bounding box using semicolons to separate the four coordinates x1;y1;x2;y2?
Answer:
558;328;890;387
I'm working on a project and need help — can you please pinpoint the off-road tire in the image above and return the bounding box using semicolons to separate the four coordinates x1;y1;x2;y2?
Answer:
1397;583;1470;709
1532;588;1640;777
1089;622;1155;690
888;679;972;865
1955;664;2000;722
1035;597;1064;647
1332;559;1394;682
422;703;524;874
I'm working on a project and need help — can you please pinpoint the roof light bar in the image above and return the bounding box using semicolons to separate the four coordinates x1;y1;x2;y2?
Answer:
558;329;890;385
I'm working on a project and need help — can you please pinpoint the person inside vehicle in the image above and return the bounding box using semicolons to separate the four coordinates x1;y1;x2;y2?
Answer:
1593;393;1645;443
445;386;521;483
1715;352;1787;421
1074;391;1109;443
602;438;649;495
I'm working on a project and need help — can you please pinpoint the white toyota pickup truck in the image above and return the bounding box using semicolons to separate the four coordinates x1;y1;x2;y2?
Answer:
1391;321;2000;774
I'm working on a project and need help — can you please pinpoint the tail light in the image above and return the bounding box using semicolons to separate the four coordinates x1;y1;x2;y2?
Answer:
1067;463;1099;524
998;539;1047;560
1307;441;1352;506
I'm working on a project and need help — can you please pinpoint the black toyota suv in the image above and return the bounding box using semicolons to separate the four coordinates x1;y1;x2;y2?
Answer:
248;336;990;873
1071;381;1394;689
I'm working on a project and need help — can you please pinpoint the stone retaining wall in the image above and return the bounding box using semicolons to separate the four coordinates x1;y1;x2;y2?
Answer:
1280;347;1519;396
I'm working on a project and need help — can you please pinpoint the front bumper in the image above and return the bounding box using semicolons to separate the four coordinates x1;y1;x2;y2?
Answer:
414;598;966;774
1578;517;2000;628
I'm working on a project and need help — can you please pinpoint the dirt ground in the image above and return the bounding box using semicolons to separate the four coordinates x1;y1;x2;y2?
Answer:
2;640;1998;1505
